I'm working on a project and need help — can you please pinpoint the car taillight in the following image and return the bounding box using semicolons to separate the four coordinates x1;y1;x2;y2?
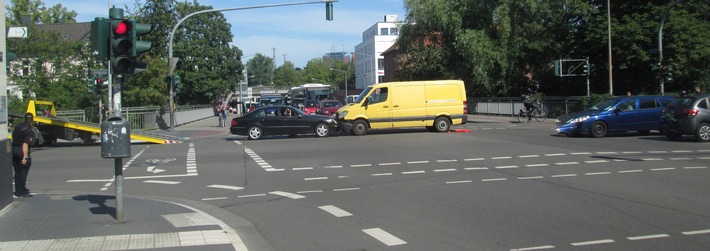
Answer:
683;109;699;117
463;101;468;114
231;119;238;127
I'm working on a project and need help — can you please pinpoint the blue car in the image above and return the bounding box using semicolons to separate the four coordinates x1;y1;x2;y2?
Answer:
556;95;674;137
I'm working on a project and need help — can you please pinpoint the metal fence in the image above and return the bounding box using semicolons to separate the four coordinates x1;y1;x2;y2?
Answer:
469;96;586;119
55;110;86;122
80;105;214;131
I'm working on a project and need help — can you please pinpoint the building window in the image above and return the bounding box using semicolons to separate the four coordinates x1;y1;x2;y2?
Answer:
390;28;398;35
380;28;388;35
378;59;384;70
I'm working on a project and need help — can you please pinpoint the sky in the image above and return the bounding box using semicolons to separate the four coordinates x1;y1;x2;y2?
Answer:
35;0;407;68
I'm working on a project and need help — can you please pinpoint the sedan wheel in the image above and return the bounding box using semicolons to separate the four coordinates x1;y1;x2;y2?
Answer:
590;121;607;138
695;123;710;142
247;126;263;140
315;123;330;137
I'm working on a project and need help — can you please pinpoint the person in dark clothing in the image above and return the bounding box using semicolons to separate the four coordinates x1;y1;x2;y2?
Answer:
12;113;36;198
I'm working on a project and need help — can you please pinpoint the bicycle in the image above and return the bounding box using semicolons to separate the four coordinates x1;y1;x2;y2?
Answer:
517;101;548;123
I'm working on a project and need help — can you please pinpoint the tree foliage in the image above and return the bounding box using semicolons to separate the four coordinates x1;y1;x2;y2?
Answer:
5;0;77;25
273;61;300;88
246;53;274;87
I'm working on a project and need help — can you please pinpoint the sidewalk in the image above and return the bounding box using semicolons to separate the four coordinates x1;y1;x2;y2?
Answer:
0;192;267;250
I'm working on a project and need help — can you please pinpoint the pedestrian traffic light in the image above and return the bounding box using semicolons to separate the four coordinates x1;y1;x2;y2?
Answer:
96;78;103;95
90;17;109;60
88;78;96;93
109;7;132;74
325;2;333;21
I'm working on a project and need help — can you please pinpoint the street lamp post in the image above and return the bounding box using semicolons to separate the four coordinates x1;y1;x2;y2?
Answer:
330;68;347;97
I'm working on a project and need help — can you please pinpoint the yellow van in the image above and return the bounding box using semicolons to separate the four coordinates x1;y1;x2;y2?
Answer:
337;80;468;135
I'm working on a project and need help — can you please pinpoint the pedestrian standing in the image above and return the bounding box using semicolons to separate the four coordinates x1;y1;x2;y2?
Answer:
695;85;703;95
12;113;36;198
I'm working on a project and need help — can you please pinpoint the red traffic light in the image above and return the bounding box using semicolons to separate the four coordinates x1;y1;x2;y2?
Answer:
114;21;130;35
96;78;102;84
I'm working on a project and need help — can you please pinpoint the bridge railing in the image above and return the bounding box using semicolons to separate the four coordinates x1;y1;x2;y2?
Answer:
469;96;585;119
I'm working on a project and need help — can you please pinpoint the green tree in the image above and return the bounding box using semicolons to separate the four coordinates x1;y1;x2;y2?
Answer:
131;0;179;58
170;1;242;104
122;55;169;107
273;61;300;88
247;53;274;86
301;58;331;85
5;0;77;25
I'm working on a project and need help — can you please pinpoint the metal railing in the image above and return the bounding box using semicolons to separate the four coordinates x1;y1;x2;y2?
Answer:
469;96;585;119
80;105;214;131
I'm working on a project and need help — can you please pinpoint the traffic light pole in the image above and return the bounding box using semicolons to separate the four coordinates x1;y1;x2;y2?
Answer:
167;0;338;132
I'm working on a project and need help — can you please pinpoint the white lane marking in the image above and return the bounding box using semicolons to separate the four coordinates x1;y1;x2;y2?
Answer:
297;190;323;194
682;229;710;235
585;172;611;176
269;191;305;199
511;245;556;251
684;166;708;169
621;151;643;154
143;180;180;185
318;205;353;217
67;179;113;183
671;150;693;153
495;165;518;169
698;157;710;160
402;171;426;174
379;162;401;166
551;174;577;178
651;167;676;171
647;150;668;154
491;156;512;160
585;160;609;163
464;167;489;170
305;177;328;181
555;162;579;165
570;239;615;246
99;147;149;191
293;167;313;171
201;197;228;201
641;158;664;161
372;173;393;176
627;234;669;240
698;150;710;152
146;166;166;174
323;165;343;168
545;153;565;156
518;176;543;180
597;151;618;154
362;228;407;246
669;157;692;160
333;187;360;192
207;185;244;191
433;168;457;172
619;170;643;173
482;178;507;182
436;159;457;163
407;161;429;164
351;164;372;167
464;158;485;161
526;164;549;167
446;180;472;184
571;152;592;155
237;194;266;198
519;155;539;158
125;173;199;180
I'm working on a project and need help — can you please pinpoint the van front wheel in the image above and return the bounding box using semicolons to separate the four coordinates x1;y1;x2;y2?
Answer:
351;120;369;136
434;117;451;132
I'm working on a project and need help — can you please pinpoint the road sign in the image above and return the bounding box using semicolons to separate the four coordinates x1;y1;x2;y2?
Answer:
7;27;28;38
92;69;109;76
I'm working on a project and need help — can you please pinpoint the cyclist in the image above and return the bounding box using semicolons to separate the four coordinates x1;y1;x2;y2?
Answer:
521;84;540;122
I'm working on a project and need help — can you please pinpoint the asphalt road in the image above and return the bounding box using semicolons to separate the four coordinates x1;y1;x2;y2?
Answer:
25;115;710;250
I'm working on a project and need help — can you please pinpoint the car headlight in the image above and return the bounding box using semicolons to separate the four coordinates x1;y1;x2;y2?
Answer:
567;116;590;124
339;111;348;119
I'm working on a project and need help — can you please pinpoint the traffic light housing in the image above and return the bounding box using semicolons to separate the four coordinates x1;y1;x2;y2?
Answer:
129;20;153;74
325;2;333;21
110;7;132;74
88;78;97;93
96;78;104;95
90;17;109;60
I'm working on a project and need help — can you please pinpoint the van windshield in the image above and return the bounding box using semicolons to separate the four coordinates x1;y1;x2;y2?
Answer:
356;87;372;104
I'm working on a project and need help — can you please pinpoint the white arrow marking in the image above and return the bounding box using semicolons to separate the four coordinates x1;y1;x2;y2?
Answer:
147;166;166;174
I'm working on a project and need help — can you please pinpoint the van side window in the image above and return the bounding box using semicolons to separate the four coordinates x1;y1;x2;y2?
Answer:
639;99;657;109
369;87;388;104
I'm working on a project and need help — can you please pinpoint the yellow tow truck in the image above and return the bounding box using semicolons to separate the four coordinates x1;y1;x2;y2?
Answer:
10;100;186;145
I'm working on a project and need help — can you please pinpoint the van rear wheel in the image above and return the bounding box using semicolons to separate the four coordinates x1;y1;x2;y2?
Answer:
351;120;369;136
434;117;451;132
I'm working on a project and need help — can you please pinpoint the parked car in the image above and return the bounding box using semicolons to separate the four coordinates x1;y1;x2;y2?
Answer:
555;95;674;137
302;100;318;115
660;94;710;142
317;100;343;116
229;105;338;140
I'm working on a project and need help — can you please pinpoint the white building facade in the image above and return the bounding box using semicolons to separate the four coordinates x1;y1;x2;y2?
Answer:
354;15;401;89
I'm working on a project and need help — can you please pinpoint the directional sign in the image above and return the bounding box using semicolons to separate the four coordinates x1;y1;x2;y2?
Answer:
8;27;28;38
92;69;109;76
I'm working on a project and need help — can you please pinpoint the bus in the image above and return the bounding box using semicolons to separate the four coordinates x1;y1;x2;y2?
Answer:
258;95;285;107
287;83;333;108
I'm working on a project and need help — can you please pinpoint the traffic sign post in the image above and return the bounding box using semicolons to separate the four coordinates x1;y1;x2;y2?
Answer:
554;58;591;97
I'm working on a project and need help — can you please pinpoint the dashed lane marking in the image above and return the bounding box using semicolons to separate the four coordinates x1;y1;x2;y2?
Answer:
627;234;670;240
318;205;353;217
143;180;180;185
207;185;244;191
570;239;615;246
362;228;407;246
269;191;306;199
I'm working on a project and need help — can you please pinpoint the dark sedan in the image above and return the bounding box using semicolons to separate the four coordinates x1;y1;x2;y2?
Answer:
230;105;338;140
